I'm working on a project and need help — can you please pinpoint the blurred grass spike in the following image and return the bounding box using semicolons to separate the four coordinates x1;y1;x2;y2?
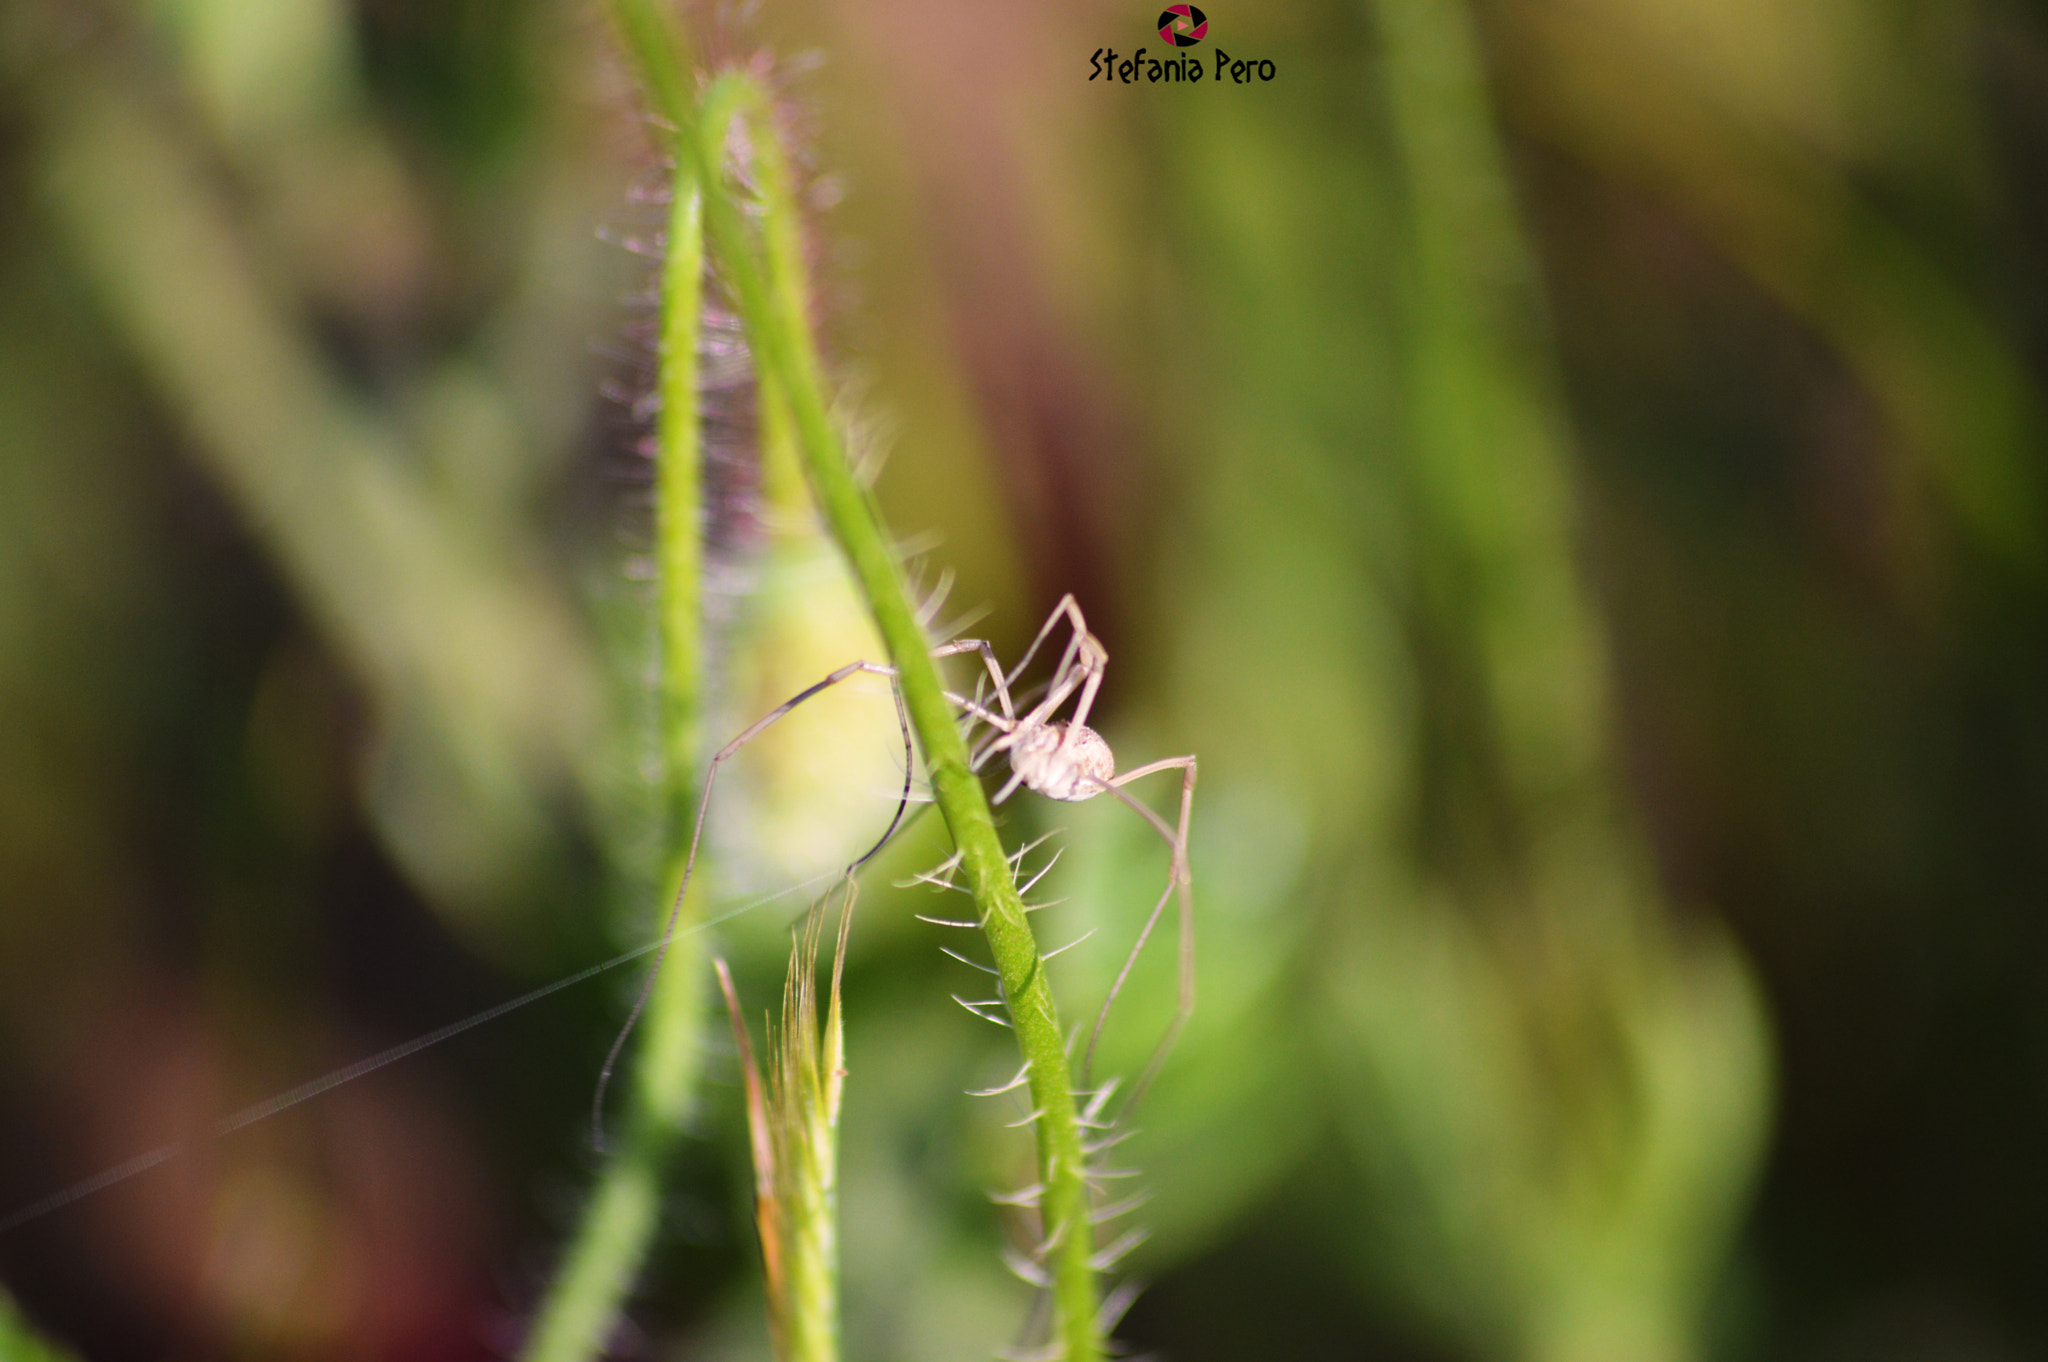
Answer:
588;657;912;1153
593;655;913;1146
716;878;858;1362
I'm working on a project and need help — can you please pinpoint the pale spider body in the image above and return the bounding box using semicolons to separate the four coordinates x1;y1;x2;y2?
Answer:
1009;720;1116;803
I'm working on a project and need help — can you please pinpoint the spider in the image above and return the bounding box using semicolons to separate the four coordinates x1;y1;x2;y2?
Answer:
940;596;1197;1102
593;595;1196;1147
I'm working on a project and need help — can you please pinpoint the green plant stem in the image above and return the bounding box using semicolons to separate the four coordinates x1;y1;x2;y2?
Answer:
696;74;1103;1362
596;4;1101;1350
656;182;708;831
521;127;710;1362
604;0;699;131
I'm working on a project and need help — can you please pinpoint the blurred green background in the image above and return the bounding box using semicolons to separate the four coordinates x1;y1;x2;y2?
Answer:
2;0;2046;1358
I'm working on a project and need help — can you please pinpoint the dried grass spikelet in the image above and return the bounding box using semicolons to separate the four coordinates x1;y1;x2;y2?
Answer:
716;878;855;1362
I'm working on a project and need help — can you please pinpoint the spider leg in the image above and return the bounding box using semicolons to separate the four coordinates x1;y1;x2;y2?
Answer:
933;637;1020;757
931;637;1016;723
945;690;1016;737
943;692;1046;805
1065;641;1108;734
1079;755;1197;1116
968;726;1007;774
1024;630;1093;731
592;659;906;1152
1004;593;1090;693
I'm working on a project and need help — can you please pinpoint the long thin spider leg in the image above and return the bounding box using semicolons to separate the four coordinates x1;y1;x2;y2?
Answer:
944;690;1019;754
590;659;901;1152
849;681;916;874
963;677;1044;769
1020;631;1091;732
928;602;993;654
932;637;1016;723
953;703;1021;782
1078;757;1197;1113
1003;592;1085;692
939;641;1004;750
1065;645;1108;734
1005;596;1106;770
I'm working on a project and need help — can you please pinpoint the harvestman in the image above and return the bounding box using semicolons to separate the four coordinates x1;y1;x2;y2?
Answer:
593;594;1197;1147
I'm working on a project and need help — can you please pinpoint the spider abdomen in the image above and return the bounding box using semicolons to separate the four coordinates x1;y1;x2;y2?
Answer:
1011;721;1115;802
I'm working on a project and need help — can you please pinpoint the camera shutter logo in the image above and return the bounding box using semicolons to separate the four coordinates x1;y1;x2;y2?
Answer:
1158;5;1208;46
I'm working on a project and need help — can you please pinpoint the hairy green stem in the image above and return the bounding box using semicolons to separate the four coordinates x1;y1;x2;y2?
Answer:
595;3;1101;1350
697;73;1103;1362
521;124;710;1362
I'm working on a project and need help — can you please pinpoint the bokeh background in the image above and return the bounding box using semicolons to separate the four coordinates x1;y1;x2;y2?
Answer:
2;0;2046;1358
